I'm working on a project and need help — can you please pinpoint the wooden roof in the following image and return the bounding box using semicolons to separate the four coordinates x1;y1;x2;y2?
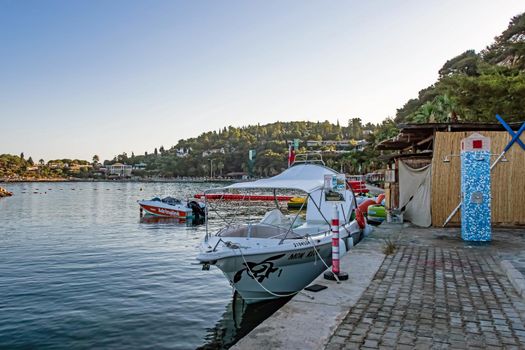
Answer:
376;122;523;151
378;151;433;162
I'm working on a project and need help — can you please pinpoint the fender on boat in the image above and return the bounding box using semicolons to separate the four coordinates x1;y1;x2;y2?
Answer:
355;208;366;229
358;198;376;214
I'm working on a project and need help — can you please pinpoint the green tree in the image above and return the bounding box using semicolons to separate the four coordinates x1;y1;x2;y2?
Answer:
217;161;224;176
396;12;525;124
439;50;480;77
483;13;525;70
348;118;363;139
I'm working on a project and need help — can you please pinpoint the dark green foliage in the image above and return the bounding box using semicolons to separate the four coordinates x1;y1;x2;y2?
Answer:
109;119;395;177
439;50;481;77
483;13;525;70
0;154;91;179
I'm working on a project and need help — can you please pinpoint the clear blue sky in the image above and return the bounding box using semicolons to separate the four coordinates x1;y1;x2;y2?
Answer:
1;0;523;161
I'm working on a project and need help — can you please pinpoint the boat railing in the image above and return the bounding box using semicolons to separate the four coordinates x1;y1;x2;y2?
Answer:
292;153;325;166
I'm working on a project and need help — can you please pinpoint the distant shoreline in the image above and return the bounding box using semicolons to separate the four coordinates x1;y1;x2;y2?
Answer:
0;177;238;184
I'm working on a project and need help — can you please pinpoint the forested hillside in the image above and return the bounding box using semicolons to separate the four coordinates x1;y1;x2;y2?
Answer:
0;154;90;180
110;119;398;177
396;13;525;123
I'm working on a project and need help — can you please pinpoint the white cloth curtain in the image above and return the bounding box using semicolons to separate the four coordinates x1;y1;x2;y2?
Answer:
398;161;432;227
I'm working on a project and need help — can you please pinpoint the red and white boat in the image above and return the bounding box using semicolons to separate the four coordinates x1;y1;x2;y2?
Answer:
138;197;205;220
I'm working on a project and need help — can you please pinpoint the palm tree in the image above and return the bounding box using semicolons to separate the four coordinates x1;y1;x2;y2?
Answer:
411;94;458;123
216;161;224;176
433;94;458;122
412;102;435;123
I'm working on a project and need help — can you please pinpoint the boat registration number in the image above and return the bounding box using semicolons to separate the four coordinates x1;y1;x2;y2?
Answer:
293;240;311;248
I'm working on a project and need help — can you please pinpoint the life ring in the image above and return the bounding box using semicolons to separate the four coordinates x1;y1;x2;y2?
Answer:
358;198;376;213
356;208;366;229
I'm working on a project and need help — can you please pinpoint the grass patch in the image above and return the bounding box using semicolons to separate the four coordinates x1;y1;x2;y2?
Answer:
383;238;397;255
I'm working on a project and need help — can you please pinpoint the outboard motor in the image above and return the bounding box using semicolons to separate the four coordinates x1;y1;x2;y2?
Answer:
188;201;206;224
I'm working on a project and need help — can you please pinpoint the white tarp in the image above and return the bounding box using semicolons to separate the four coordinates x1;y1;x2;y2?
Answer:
225;163;338;193
398;161;432;227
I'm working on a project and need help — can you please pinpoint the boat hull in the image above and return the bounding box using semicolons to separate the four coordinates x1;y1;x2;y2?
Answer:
213;240;347;304
138;200;192;218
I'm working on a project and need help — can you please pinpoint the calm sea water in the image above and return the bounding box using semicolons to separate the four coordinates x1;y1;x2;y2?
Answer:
0;182;287;349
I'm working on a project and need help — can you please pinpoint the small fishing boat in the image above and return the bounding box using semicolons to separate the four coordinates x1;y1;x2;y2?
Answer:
138;196;205;220
197;160;370;304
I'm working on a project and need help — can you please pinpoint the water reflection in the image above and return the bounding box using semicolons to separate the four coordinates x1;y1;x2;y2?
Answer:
198;292;292;349
139;215;205;226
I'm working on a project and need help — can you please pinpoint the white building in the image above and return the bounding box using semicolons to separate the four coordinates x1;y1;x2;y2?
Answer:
108;163;132;177
306;140;353;147
176;147;191;158
133;163;147;170
202;148;225;157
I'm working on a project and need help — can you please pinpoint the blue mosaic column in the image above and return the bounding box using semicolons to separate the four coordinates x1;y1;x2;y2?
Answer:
460;133;491;241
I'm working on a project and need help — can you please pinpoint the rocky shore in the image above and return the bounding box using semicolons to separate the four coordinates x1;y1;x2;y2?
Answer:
0;186;13;197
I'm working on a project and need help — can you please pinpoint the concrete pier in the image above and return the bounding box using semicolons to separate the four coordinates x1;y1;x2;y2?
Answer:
232;227;390;349
234;223;525;349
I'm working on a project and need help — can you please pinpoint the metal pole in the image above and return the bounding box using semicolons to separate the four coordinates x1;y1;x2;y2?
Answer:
324;204;348;281
331;205;340;275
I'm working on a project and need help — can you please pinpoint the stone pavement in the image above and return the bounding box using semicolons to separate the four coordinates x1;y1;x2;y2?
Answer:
325;225;525;349
232;231;386;350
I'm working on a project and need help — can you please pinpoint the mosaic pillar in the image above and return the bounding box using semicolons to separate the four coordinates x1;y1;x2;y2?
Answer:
460;133;491;241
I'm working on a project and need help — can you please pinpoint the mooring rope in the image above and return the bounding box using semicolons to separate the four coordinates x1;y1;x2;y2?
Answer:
305;235;340;283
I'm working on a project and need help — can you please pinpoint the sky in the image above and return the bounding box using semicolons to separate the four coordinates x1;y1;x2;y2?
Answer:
1;0;523;161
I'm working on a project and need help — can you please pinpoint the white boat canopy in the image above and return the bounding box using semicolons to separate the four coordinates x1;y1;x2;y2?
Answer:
224;163;338;193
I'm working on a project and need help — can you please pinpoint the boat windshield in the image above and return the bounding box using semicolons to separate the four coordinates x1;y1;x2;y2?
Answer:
217;224;303;240
161;197;182;206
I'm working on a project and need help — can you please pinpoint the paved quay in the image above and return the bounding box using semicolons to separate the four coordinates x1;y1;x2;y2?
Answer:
232;230;387;350
326;225;525;350
234;223;525;350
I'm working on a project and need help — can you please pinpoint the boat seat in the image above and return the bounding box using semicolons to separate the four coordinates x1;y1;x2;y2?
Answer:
292;222;331;236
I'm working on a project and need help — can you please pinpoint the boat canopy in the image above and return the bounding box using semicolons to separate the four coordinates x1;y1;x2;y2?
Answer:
224;163;338;193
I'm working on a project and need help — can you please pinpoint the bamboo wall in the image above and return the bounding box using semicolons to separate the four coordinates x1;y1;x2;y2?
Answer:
431;131;525;226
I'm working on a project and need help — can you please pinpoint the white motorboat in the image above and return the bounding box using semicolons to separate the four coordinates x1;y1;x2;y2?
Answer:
197;161;369;304
138;196;205;221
